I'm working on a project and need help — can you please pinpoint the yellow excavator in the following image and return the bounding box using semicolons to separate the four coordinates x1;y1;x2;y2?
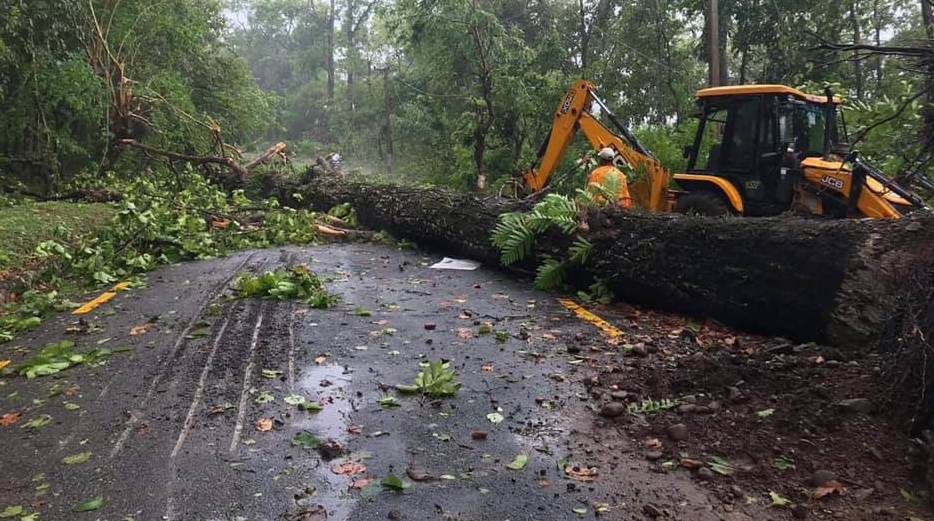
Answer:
522;79;930;218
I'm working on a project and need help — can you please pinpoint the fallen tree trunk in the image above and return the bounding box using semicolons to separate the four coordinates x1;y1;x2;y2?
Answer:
281;172;934;349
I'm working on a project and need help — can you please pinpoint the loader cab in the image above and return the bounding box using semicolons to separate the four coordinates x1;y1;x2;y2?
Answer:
677;85;842;216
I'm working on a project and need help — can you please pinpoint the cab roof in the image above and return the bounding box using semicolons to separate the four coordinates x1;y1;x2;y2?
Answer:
696;85;842;104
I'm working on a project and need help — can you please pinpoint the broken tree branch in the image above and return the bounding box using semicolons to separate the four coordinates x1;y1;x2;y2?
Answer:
116;140;287;179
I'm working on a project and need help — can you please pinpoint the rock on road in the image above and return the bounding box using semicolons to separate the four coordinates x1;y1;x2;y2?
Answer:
0;243;726;521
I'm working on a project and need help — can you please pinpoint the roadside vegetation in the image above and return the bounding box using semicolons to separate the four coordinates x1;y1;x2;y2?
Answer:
0;170;336;342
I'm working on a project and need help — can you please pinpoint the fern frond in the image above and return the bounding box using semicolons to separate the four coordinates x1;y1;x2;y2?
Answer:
534;257;568;290
574;188;598;207
529;194;579;233
492;213;536;266
593;171;623;205
568;237;593;264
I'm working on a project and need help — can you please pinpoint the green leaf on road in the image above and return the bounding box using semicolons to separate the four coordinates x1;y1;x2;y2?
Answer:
379;396;400;407
300;402;323;412
769;491;791;508
487;412;504;424
772;456;795;471
63;452;92;465
187;327;209;339
72;496;105;512
292;431;321;450
709;456;734;476
506;454;528;470
0;506;23;518
284;394;306;405
381;474;411;491
573;507;588;516
64;403;80;411
557;458;569;471
432;433;451;442
355;309;373;317
756;408;775;418
21;415;52;429
254;391;274;404
495;331;509;343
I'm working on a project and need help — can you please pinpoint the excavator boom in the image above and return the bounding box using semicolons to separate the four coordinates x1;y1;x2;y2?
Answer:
523;80;672;212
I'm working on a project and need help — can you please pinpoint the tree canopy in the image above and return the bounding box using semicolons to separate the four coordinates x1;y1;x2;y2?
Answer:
1;0;933;194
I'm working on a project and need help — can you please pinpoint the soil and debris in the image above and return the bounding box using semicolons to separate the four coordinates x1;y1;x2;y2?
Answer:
574;303;932;520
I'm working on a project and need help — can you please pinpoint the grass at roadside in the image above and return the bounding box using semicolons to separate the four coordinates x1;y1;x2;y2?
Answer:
0;201;115;271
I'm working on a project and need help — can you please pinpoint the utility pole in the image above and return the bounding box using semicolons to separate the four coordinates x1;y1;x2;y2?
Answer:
708;0;721;87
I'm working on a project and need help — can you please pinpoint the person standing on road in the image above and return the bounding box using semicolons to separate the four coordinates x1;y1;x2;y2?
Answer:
588;147;632;208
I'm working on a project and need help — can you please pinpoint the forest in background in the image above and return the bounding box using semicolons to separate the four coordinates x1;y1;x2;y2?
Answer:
2;0;934;195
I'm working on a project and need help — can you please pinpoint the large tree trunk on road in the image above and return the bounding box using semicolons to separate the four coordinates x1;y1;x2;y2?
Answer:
284;172;934;350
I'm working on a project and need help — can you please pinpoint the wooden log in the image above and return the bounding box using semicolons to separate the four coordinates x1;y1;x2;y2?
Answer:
292;173;529;263
583;207;934;348
286;173;934;349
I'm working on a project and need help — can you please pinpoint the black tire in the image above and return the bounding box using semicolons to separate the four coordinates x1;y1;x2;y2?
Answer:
674;191;731;216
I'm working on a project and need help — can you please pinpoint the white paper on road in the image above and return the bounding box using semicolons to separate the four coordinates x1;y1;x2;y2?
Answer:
430;257;482;271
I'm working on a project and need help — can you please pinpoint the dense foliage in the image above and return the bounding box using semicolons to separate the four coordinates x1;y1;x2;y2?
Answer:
227;0;934;189
0;0;271;195
0;169;327;342
2;0;932;194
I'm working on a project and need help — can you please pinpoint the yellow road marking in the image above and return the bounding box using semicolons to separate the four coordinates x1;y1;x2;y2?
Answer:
72;282;132;315
558;299;624;338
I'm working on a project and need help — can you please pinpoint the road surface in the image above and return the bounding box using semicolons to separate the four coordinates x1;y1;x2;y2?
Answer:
0;243;726;521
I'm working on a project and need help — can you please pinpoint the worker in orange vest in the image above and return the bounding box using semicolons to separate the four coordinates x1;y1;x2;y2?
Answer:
588;147;632;208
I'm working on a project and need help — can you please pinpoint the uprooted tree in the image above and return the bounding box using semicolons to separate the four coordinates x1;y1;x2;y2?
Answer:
275;168;934;353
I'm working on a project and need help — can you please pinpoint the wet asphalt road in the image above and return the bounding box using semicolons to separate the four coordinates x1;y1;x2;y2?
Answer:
0;244;726;521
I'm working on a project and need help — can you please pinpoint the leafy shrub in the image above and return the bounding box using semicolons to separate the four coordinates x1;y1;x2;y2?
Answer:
233;265;338;308
395;360;462;397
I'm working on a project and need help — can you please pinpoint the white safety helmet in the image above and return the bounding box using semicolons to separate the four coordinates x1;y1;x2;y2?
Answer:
597;147;616;161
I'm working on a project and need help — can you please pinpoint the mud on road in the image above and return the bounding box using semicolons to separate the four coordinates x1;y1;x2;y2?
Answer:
0;243;930;521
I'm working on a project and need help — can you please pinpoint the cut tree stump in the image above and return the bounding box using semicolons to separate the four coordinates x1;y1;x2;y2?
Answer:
280;171;934;349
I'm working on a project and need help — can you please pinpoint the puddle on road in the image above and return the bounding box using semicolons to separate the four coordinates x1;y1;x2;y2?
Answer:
293;364;357;521
296;364;353;440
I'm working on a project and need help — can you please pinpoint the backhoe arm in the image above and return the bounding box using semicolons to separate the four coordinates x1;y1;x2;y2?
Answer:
522;80;671;211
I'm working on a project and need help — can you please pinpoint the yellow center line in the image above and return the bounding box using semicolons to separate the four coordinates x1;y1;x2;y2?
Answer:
558;299;624;338
72;281;132;315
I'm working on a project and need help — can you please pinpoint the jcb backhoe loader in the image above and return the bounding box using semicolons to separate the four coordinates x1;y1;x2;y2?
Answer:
522;80;930;218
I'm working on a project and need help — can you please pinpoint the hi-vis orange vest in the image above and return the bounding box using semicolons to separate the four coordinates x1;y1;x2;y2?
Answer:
588;165;632;208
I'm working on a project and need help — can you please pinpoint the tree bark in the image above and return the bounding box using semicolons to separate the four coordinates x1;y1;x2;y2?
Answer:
382;67;394;178
850;1;864;101
873;0;883;91
468;11;495;193
282;174;934;351
708;0;721;87
327;0;336;103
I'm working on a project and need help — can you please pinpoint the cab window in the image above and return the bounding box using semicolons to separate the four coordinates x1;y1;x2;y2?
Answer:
779;102;826;155
693;108;727;170
692;99;759;173
722;100;758;171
